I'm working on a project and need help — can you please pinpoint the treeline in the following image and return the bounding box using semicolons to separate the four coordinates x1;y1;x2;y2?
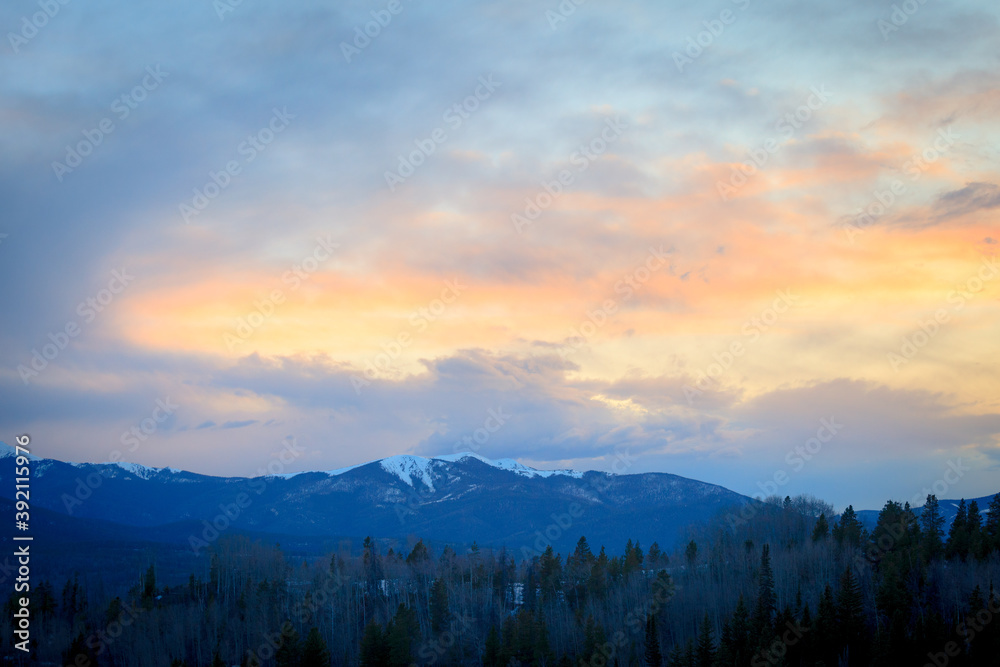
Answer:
3;493;1000;666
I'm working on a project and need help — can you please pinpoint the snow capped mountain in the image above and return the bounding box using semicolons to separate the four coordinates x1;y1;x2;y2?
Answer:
0;442;753;553
0;441;40;461
273;451;586;483
380;455;437;490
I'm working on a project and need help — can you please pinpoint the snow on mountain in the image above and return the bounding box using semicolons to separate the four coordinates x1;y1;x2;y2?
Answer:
110;461;172;480
0;441;41;461
380;455;436;490
435;451;584;479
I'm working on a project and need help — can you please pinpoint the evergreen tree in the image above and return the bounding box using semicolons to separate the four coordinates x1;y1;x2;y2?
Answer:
301;627;331;667
387;605;418;667
695;613;715;667
967;499;984;558
945;498;969;559
539;546;562;604
63;633;98;667
832;505;864;547
644;614;662;666
587;547;609;600
752;544;776;636
430;577;450;632
359;620;388;667
836;567;865;663
685;540;698;568
811;512;829;541
985;493;1000;554
920;494;945;560
275;624;301;667
143;564;156;600
483;625;501;667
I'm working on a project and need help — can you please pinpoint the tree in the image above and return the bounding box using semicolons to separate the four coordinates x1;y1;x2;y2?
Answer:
921;494;945;560
143;564;156;600
430;577;450;632
832;505;863;547
837;567;866;662
645;614;662;666
301;627;331;667
696;613;715;667
946;499;969;559
539;546;562;604
483;625;501;667
685;540;698;568
275;625;301;667
811;513;829;541
359;621;388;667
985;494;1000;554
752;544;776;636
387;604;418;667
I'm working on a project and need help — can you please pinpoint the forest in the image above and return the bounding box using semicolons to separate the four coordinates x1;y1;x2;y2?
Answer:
4;493;1000;666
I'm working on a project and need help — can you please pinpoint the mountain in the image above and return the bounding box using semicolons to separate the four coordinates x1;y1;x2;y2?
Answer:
0;444;749;556
856;494;999;530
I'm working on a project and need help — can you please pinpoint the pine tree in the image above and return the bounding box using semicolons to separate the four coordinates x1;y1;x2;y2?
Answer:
588;547;609;600
836;567;865;663
483;625;501;667
946;499;969;559
388;604;419;667
301;627;331;667
752;544;776;637
985;494;1000;554
695;613;715;667
275;624;301;667
143;565;156;600
685;540;698;568
967;499;984;558
430;577;450;632
921;494;945;560
644;614;662;666
811;513;829;541
359;620;388;667
832;505;864;547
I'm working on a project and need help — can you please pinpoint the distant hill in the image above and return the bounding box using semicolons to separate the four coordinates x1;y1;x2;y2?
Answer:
856;494;999;530
0;446;751;557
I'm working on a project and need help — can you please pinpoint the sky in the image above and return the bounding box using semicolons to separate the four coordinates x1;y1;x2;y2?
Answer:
1;0;998;511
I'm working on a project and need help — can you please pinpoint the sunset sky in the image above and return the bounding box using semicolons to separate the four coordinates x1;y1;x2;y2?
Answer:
2;0;998;510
